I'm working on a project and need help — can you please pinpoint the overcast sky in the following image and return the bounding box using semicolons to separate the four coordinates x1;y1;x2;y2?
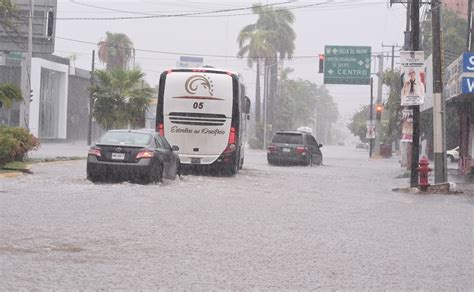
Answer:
54;0;408;118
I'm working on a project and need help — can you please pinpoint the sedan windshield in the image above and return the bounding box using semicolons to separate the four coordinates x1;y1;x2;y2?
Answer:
99;132;151;146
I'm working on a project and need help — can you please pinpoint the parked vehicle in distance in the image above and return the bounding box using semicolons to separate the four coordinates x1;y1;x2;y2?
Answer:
446;146;459;163
356;142;369;149
267;130;323;166
87;129;180;183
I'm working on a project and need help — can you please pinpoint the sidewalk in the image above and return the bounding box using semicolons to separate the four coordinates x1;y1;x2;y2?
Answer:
448;169;474;194
28;140;90;160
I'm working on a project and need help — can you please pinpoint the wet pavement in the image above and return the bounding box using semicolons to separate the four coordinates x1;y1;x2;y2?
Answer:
1;143;473;289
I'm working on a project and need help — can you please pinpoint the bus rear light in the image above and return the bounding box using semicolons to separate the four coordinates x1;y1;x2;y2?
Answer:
296;146;307;154
136;150;154;159
158;123;164;136
88;147;102;157
228;127;236;145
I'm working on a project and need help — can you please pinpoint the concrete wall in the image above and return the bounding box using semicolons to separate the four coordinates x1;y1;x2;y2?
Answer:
30;57;69;139
67;69;90;141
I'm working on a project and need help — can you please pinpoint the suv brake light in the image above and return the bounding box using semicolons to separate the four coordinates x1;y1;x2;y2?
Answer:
296;146;307;154
268;145;276;153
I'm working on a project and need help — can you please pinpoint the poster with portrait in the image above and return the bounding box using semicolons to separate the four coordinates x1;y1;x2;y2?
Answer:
400;51;425;106
401;109;413;142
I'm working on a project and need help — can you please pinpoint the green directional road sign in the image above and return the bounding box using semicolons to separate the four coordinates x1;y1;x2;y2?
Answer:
324;45;371;85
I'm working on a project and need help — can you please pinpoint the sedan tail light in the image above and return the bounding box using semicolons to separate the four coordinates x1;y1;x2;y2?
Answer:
136;150;154;159
88;147;102;157
296;146;307;154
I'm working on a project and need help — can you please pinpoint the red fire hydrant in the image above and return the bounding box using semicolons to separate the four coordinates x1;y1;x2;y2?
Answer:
417;156;432;191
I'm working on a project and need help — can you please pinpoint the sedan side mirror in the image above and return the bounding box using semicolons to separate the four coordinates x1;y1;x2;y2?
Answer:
172;145;180;151
319;144;323;148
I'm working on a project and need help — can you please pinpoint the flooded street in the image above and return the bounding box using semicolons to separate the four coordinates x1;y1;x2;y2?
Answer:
1;146;473;289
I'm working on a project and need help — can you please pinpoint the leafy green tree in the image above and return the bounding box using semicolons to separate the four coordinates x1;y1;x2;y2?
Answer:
276;71;339;143
0;83;22;109
382;69;403;145
348;105;371;143
422;8;468;63
98;32;135;70
0;0;20;36
0;83;23;125
249;3;296;128
237;28;275;125
89;68;153;130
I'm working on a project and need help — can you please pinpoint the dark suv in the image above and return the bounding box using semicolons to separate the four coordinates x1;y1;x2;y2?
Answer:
267;130;323;166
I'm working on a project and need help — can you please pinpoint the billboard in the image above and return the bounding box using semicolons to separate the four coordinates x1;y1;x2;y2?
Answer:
177;56;204;68
400;51;425;106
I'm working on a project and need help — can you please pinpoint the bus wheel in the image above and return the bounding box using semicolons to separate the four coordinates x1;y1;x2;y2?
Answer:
225;158;239;176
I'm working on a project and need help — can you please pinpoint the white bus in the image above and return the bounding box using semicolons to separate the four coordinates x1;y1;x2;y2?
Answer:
156;68;251;175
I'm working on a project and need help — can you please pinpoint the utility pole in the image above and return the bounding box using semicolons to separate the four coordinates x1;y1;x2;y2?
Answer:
19;0;34;129
369;77;374;158
405;0;412;50
410;0;421;188
431;0;447;183
373;54;384;157
468;0;473;51
87;50;95;146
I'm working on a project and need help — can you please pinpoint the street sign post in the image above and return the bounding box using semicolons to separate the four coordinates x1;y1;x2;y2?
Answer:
323;45;371;85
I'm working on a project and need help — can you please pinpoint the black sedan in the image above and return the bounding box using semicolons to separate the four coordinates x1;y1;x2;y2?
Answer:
87;129;180;183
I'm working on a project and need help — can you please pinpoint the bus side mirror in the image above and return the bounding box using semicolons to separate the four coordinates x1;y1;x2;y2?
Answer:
245;96;251;114
172;145;180;151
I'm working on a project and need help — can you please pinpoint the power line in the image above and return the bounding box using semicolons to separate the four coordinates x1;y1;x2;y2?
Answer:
56;0;315;20
56;35;398;60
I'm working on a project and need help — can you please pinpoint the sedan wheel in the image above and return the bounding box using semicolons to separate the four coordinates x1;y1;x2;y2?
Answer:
144;163;163;184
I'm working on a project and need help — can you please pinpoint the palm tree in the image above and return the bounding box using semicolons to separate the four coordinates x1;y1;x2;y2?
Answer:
252;4;296;60
97;32;135;70
237;28;275;124
89;68;153;130
250;3;296;132
0;83;23;125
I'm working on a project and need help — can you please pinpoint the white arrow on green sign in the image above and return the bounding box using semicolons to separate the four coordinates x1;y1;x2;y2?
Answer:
323;45;371;85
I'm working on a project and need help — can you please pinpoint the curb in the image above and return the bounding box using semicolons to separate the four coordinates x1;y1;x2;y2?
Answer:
0;172;25;179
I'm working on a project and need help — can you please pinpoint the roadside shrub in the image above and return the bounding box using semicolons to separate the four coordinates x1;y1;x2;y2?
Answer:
0;126;39;166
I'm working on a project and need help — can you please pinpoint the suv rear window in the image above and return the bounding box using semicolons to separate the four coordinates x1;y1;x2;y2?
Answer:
272;133;304;144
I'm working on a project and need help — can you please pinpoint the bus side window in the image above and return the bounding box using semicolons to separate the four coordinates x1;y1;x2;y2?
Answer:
245;96;251;114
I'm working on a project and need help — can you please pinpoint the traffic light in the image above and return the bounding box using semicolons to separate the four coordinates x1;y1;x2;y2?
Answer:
29;89;33;102
318;54;324;73
375;103;383;120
